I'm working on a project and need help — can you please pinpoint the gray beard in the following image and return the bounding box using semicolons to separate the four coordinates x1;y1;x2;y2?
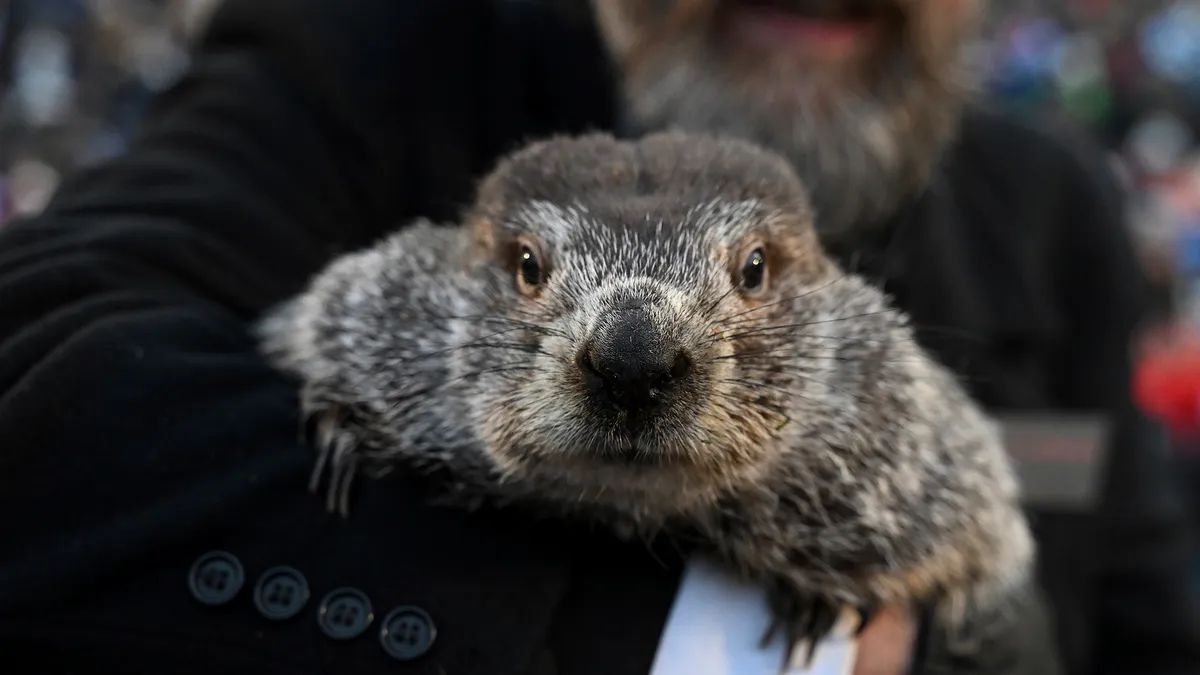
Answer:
619;48;967;242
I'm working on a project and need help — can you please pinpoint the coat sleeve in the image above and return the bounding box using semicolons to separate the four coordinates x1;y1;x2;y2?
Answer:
0;0;480;608
1050;133;1200;674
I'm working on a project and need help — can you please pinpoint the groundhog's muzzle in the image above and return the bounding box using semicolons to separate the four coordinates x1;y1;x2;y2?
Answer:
578;304;695;434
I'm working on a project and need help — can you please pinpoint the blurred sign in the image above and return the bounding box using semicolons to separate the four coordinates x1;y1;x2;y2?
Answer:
997;413;1110;510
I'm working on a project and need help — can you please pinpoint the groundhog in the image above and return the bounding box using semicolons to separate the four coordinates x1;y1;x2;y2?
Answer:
258;131;1033;666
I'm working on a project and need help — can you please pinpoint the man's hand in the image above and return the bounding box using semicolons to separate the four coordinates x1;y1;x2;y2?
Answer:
853;605;917;675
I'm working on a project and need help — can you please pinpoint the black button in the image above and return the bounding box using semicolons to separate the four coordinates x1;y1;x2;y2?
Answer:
380;606;437;661
188;551;244;606
253;566;310;621
317;587;374;640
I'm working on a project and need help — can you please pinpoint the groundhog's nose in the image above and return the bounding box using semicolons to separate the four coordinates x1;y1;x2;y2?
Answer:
578;308;693;415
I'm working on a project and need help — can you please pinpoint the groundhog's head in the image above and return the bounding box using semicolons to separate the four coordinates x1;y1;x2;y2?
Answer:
262;132;904;523
464;132;849;517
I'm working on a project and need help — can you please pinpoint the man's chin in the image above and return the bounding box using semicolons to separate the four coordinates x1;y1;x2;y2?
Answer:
607;0;976;237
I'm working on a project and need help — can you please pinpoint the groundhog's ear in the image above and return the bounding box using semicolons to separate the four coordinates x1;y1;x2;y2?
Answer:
469;215;496;252
464;215;506;264
764;210;833;283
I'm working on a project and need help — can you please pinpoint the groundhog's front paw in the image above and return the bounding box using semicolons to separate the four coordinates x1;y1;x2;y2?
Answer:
760;579;874;667
302;404;363;516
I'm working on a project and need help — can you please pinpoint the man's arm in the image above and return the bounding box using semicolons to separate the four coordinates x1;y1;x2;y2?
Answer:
0;0;475;607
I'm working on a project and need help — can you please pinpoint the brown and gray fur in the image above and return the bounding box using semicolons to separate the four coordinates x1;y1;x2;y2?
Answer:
260;131;1031;653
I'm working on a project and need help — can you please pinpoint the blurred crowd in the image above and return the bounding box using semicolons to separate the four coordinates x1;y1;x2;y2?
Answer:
6;0;1200;426
0;0;216;221
977;1;1200;325
967;2;1200;442
3;0;1200;275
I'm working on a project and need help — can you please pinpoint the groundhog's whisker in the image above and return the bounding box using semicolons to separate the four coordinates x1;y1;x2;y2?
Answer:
708;274;851;328
451;365;540;381
699;283;744;319
709;394;797;432
393;326;535;363
425;313;567;338
454;318;562;337
768;332;930;353
709;276;850;327
390;355;547;382
737;373;872;410
720;367;796;389
705;309;902;345
504;296;558;320
741;358;990;391
710;390;796;417
791;333;897;345
382;365;540;417
783;369;874;405
719;356;872;403
723;318;983;351
793;354;928;367
708;342;798;361
717;377;797;400
434;341;555;358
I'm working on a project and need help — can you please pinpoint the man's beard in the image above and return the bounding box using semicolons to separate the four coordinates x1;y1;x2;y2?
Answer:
607;3;977;242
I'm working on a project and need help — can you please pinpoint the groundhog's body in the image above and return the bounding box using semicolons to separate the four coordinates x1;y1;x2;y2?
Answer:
260;132;1032;663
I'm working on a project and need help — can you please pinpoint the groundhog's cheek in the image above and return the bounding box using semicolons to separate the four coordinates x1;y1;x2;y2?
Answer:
475;367;587;464
691;361;778;455
476;398;533;471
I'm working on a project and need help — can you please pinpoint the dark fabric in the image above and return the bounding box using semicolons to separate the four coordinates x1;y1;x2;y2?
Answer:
856;109;1200;674
0;0;1196;673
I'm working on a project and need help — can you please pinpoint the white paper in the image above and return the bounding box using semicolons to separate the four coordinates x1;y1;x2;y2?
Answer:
650;557;857;675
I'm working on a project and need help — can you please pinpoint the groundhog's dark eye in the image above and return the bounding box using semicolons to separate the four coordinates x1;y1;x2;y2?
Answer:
519;245;543;288
741;248;767;292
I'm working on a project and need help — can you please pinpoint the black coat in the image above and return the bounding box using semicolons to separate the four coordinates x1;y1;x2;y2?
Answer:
0;1;1196;673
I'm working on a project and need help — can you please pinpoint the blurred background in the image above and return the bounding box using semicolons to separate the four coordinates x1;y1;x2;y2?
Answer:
0;0;219;220
2;0;1199;322
4;1;1200;342
3;0;1200;573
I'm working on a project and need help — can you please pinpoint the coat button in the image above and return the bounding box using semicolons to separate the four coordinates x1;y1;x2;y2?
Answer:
379;606;437;661
317;587;374;640
253;566;310;621
188;551;244;606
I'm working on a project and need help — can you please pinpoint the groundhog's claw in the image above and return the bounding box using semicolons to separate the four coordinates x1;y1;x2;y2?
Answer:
760;583;844;668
